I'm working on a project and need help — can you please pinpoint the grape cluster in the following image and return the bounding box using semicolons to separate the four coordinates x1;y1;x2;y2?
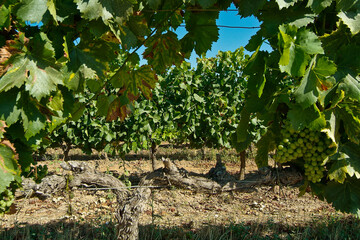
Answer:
0;189;15;214
275;121;336;183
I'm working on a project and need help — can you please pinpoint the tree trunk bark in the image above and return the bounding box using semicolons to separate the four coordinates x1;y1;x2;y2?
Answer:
239;150;246;180
150;140;157;171
201;147;206;160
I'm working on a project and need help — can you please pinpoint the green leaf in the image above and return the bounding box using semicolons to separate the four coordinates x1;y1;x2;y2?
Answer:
147;0;162;9
328;152;360;184
307;0;333;13
338;73;360;100
236;107;251;142
0;89;21;126
235;0;266;17
336;102;360;144
255;129;275;167
324;177;360;216
75;0;134;24
0;142;21;193
276;0;299;9
47;90;64;112
0;5;10;28
338;9;360;34
245;30;263;52
20;99;47;139
287;104;326;131
17;0;48;23
47;0;58;24
198;0;217;8
278;25;324;77
244;49;267;98
0;55;63;101
182;11;219;55
294;58;319;108
193;93;204;103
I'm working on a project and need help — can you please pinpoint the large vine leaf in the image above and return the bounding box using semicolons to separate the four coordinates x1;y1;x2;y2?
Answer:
0;55;63;101
278;25;324;77
143;32;184;73
0;141;21;193
182;11;219;55
324;177;360;216
294;56;336;109
0;33;63;100
16;0;48;23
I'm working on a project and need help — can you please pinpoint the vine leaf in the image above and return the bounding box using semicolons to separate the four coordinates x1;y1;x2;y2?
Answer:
294;56;336;109
143;32;184;73
328;152;360;184
276;0;299;9
255;128;275;168
287;104;326;131
16;0;48;23
338;9;360;35
236;106;251;143
234;0;266;17
109;65;157;121
198;0;217;8
147;0;162;9
324;177;360;216
278;25;323;77
307;0;333;14
0;121;5;139
336;101;360;144
106;96;130;121
20;99;47;139
0;141;21;193
338;73;360;101
0;55;63;101
182;11;219;55
75;0;134;24
244;49;267;98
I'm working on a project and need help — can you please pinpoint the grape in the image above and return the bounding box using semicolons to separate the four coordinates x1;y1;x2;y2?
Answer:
0;187;15;214
274;122;337;182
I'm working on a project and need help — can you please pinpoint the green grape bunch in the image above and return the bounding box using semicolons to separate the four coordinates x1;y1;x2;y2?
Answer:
0;188;15;214
274;121;337;183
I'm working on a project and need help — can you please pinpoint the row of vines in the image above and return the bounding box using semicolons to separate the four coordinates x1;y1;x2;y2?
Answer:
42;48;259;163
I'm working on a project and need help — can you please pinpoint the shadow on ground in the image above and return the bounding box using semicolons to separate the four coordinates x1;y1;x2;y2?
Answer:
1;216;360;240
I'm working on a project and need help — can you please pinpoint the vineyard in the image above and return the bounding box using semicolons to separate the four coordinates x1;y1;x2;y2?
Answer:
0;0;360;239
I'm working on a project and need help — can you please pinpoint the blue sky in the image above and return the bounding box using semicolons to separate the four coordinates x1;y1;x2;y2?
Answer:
140;8;272;67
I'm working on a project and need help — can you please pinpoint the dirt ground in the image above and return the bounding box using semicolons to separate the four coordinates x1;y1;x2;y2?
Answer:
0;147;344;231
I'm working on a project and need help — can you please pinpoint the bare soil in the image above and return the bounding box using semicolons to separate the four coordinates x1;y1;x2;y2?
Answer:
0;147;344;231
